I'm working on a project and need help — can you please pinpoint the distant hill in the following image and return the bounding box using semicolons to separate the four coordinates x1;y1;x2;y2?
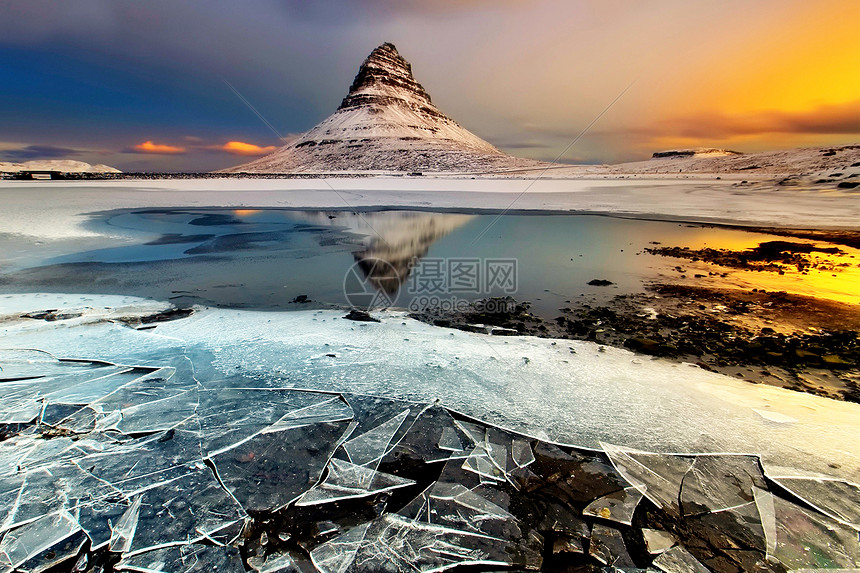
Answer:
0;160;121;174
651;148;742;159
611;145;860;175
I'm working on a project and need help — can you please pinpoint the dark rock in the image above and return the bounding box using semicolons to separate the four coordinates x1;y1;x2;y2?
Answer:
837;181;859;189
291;295;310;303
131;308;194;325
344;309;380;322
625;337;661;354
587;279;615;286
21;309;83;321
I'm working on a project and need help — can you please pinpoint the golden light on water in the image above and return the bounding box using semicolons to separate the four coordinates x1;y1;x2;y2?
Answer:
659;228;860;306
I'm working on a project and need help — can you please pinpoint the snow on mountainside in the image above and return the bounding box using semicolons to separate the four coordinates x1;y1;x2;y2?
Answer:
223;43;547;174
610;145;860;176
0;160;121;173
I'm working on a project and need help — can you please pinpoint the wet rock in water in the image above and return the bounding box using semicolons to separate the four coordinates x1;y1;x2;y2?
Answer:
20;309;84;321
587;279;615;286
344;309;380;322
139;307;195;324
291;294;310;303
645;239;845;274
115;307;194;327
490;326;519;336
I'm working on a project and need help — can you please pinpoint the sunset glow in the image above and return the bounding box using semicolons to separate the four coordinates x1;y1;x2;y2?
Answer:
0;0;856;170
133;141;187;155
220;141;278;156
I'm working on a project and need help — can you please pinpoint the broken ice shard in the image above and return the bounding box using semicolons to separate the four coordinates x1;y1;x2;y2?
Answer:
753;486;860;570
114;543;245;572
770;476;860;530
0;510;87;573
679;454;766;516
582;486;644;526
588;524;636;568
602;443;693;518
652;545;711;573
311;513;538;573
109;495;142;553
294;458;415;506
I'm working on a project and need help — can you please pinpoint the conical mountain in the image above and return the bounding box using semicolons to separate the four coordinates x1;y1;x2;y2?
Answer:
224;43;545;173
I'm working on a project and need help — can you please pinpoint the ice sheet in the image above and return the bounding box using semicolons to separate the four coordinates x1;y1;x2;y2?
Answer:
1;293;860;573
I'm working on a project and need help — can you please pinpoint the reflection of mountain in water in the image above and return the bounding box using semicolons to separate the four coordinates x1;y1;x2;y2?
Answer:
294;211;474;294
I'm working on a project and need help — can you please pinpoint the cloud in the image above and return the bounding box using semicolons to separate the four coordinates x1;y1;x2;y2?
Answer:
665;101;860;139
132;141;187;154
597;100;860;142
218;141;277;156
488;137;549;150
1;144;81;160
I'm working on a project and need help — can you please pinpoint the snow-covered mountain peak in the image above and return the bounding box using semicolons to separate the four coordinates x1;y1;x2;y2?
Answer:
222;43;546;173
338;42;433;111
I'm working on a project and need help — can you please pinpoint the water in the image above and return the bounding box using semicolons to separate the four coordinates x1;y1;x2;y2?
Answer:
1;208;856;314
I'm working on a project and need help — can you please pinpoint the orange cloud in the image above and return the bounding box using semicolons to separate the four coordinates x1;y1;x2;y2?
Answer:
660;101;860;140
589;100;860;155
133;141;187;154
220;141;277;156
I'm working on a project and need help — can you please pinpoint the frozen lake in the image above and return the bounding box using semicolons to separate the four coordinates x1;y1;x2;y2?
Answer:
2;207;858;315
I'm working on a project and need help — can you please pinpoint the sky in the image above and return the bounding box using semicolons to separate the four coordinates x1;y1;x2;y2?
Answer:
0;0;857;172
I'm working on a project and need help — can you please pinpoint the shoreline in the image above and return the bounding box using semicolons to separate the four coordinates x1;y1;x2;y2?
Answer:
409;286;860;403
1;179;859;242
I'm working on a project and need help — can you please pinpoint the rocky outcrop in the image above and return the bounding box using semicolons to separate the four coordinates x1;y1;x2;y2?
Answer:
223;43;546;174
651;149;742;159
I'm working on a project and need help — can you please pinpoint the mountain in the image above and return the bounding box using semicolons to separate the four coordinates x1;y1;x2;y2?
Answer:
223;43;546;174
0;160;121;173
293;211;474;294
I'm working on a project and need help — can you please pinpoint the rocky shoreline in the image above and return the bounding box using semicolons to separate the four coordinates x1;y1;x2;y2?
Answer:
410;285;860;403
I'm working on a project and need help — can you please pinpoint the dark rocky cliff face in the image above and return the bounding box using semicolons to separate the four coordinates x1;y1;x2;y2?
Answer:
338;43;434;111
